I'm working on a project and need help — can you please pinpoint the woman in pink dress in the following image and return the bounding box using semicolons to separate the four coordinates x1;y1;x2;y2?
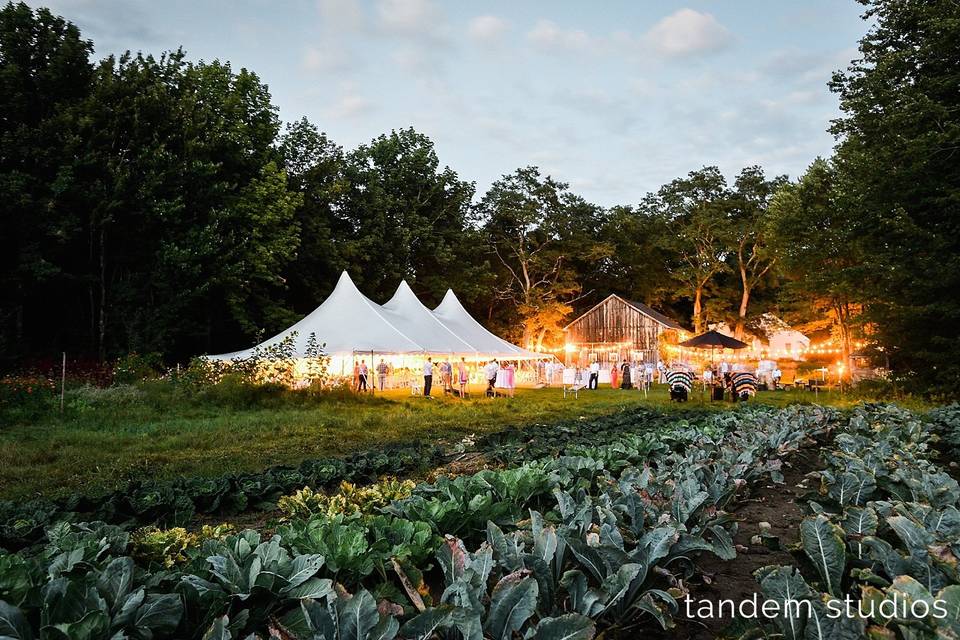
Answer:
610;362;619;389
506;362;516;397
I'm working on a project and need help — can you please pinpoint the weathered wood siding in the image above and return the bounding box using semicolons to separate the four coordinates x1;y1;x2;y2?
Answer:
565;297;662;351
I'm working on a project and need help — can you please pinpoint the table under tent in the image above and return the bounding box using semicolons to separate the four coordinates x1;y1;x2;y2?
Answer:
206;271;551;389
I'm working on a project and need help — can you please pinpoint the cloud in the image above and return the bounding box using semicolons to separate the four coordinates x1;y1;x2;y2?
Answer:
317;0;365;32
302;43;350;72
32;0;163;52
468;15;509;45
553;86;641;133
376;0;443;38
527;19;592;51
644;9;732;57
306;0;367;76
325;84;373;119
374;0;450;74
390;44;447;78
760;47;856;86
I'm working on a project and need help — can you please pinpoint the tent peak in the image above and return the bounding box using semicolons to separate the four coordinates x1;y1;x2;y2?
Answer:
436;288;464;312
384;280;420;308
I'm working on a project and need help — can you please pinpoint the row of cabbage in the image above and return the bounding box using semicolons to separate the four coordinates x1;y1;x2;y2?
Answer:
747;404;960;640
0;405;839;640
1;406;719;553
0;444;445;552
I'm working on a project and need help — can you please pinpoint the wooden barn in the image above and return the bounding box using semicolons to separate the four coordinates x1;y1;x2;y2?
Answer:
563;295;686;367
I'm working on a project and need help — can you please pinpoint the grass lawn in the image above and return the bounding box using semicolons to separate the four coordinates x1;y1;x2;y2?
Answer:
0;383;925;501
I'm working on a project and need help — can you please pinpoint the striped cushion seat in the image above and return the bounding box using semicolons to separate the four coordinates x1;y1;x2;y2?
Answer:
666;370;694;392
731;372;758;396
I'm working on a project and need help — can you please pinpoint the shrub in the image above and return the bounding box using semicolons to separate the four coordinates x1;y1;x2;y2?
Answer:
0;374;57;422
112;352;165;384
65;383;146;411
195;374;290;409
175;356;230;388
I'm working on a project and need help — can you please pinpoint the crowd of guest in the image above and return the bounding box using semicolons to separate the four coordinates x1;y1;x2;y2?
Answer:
351;356;771;402
351;357;520;398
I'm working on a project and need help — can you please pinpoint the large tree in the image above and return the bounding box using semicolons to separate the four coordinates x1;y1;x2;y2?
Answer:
278;118;349;313
0;4;303;362
338;128;476;305
829;0;960;389
642;167;732;333
728;166;787;339
476;167;591;350
69;53;299;357
0;1;93;363
590;206;678;315
768;159;865;375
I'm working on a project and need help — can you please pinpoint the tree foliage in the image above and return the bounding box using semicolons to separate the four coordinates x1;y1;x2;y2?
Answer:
476;167;597;349
828;0;960;389
768;159;866;371
727;167;787;339
2;0;959;396
641;167;732;334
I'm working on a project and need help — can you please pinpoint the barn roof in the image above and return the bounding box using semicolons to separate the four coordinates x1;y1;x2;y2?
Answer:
624;299;683;330
564;294;683;331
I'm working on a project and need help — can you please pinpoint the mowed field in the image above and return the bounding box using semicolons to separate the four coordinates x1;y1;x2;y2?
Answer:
0;384;919;501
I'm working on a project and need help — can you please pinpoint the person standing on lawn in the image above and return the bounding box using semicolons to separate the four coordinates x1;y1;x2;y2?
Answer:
376;359;388;391
588;360;600;389
358;359;368;392
441;358;452;392
610;361;619;389
423;357;433;397
484;359;499;396
457;357;469;398
620;361;632;389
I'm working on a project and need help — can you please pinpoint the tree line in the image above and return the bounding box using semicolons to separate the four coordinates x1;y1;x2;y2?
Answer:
1;1;957;392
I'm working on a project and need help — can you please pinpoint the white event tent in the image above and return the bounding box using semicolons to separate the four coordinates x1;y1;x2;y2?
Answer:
207;271;546;376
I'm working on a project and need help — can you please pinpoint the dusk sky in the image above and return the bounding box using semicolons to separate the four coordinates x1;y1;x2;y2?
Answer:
30;0;869;205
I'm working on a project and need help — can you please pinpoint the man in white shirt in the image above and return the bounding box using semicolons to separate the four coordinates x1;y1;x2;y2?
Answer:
588;361;600;390
484;359;499;396
423;358;433;397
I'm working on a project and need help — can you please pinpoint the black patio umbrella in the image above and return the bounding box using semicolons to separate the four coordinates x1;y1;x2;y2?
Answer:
680;330;749;350
679;330;749;368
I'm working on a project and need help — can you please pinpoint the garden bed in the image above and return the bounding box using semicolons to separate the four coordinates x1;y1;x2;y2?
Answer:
1;403;854;639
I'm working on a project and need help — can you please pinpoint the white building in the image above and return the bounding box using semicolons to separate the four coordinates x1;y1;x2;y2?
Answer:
715;314;810;360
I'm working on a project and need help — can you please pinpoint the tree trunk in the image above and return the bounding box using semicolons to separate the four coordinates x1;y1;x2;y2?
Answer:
841;304;853;380
98;227;107;362
88;222;96;353
834;302;853;381
535;327;547;352
14;304;23;355
735;266;750;340
693;286;704;334
521;320;535;351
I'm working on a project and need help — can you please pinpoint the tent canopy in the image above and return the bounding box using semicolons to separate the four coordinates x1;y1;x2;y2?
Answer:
380;281;477;354
208;271;547;360
433;289;543;359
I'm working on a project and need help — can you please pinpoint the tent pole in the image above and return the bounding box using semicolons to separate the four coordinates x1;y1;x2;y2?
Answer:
60;352;66;413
